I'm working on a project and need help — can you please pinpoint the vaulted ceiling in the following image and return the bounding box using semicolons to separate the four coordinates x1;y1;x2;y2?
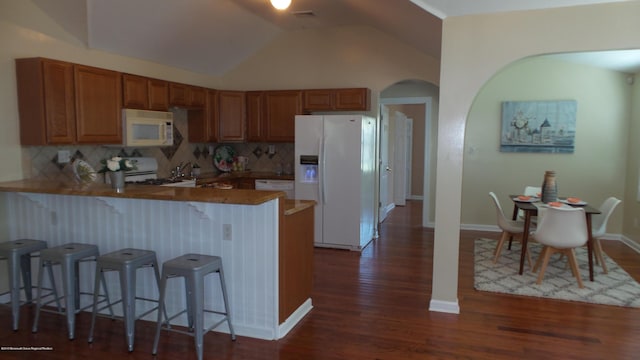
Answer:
30;0;638;76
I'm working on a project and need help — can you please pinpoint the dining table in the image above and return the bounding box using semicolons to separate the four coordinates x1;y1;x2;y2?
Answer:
510;195;601;281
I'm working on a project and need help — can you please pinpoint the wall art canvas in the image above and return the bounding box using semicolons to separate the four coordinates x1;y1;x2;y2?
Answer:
500;100;577;153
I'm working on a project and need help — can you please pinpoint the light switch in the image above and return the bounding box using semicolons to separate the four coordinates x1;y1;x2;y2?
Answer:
57;150;71;164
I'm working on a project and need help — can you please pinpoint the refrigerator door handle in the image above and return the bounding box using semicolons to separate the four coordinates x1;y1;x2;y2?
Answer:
321;135;327;204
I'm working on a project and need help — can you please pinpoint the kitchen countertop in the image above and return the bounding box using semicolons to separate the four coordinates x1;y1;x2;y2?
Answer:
0;179;282;206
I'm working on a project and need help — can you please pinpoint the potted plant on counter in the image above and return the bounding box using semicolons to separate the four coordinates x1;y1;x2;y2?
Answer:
98;156;136;193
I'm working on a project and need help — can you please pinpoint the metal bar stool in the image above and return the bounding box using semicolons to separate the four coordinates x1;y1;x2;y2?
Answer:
88;248;165;352
0;239;56;331
32;242;112;340
152;254;236;360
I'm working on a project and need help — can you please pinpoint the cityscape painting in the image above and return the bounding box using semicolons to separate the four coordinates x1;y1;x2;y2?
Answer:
500;100;577;153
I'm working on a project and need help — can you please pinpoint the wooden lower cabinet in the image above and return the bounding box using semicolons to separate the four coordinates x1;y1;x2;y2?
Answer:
279;201;314;323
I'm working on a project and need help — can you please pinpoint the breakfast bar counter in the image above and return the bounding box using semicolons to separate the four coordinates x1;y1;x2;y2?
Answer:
0;180;314;340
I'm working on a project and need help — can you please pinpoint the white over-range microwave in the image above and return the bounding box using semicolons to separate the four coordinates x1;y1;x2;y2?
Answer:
121;108;174;147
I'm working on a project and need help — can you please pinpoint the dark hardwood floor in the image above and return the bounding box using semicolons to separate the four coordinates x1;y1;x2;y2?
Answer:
2;200;640;359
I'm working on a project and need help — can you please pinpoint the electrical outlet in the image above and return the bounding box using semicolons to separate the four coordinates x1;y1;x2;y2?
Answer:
223;224;232;240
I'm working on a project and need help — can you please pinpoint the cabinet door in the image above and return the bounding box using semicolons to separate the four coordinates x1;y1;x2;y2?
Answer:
303;89;334;111
246;91;264;142
16;58;76;145
206;89;219;142
74;65;122;144
169;82;188;107
218;91;246;142
264;90;301;142
148;78;169;111
335;88;370;111
188;89;217;143
122;74;148;109
189;86;206;108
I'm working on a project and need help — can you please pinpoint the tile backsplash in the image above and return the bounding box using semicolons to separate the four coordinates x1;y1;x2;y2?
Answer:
22;109;295;183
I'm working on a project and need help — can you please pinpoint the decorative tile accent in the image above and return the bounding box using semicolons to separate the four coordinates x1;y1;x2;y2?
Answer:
193;146;201;159
71;150;85;163
202;146;209;159
131;149;143;157
51;154;65;170
252;146;263;158
160;127;183;160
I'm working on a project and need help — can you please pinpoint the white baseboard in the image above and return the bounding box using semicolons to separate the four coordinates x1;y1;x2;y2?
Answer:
277;298;313;339
621;235;640;254
429;299;460;314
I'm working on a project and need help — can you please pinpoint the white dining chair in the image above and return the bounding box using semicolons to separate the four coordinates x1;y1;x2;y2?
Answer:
489;192;532;267
590;197;621;274
532;206;588;288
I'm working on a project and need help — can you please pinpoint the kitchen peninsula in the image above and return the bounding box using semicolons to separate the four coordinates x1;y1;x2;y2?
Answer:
0;180;314;340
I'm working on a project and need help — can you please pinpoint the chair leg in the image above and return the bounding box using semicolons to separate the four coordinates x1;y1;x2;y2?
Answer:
536;246;554;284
88;265;102;343
593;239;608;274
152;271;168;356
566;249;584;288
120;266;136;352
493;232;508;263
190;275;205;360
9;255;21;331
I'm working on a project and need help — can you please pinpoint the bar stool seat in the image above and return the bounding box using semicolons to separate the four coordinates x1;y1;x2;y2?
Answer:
32;242;110;340
0;239;49;331
88;248;164;352
152;253;235;360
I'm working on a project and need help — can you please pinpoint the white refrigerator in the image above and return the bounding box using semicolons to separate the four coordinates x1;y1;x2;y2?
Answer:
295;115;376;251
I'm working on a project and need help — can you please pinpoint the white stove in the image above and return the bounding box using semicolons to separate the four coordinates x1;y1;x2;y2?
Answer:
119;157;196;188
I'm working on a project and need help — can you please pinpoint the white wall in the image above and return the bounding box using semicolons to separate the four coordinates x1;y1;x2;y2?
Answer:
463;56;630;234
431;1;640;311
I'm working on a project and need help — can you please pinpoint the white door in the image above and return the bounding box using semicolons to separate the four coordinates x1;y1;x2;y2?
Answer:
393;111;408;206
379;105;392;222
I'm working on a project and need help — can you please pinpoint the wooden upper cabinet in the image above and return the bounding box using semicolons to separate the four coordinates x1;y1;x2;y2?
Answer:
169;82;205;108
148;78;169;111
302;89;334;111
16;58;76;145
335;88;370;111
122;74;148;109
189;86;206;108
302;88;370;112
218;90;246;142
188;89;217;143
123;74;169;111
246;91;264;142
74;64;122;144
264;90;302;142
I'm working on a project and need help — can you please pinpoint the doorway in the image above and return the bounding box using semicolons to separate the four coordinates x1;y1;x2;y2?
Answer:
379;95;434;227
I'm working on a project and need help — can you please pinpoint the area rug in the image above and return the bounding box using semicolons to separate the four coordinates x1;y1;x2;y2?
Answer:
474;238;640;307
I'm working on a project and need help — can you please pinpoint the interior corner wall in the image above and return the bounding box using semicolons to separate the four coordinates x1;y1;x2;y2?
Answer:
463;56;630;234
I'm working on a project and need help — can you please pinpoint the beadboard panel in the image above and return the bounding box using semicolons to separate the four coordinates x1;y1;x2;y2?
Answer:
3;192;280;340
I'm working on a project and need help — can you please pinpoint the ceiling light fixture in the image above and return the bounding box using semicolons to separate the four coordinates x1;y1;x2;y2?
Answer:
270;0;291;10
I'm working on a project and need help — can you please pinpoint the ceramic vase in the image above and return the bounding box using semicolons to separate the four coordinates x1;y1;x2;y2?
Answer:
109;171;125;193
541;170;557;203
